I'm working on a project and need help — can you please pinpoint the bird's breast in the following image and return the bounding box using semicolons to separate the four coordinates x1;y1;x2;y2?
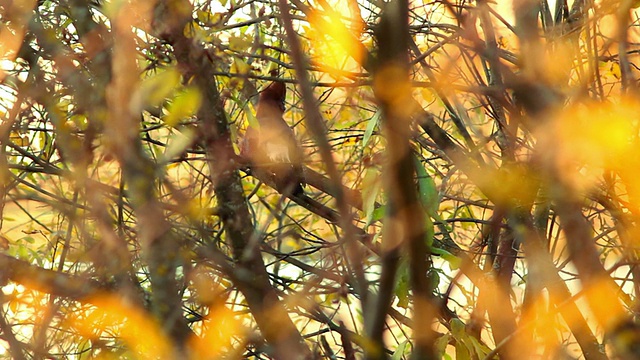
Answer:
264;142;291;163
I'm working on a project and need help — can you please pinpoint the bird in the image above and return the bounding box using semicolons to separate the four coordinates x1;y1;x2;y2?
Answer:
241;79;305;195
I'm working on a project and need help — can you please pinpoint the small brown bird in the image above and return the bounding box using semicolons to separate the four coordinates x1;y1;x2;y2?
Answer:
242;80;305;195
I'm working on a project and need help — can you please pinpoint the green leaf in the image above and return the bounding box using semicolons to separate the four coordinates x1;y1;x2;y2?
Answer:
426;269;440;291
413;155;439;216
424;215;434;247
450;318;466;338
245;102;258;129
431;247;461;270
453;205;477;230
391;340;409;360
468;336;492;358
15;244;30;260
228;95;258;130
394;261;410;308
78;339;92;360
450;318;474;360
70;114;88;130
434;333;451;358
451;321;471;360
362;167;382;225
362;110;380;147
455;340;472;360
371;205;385;223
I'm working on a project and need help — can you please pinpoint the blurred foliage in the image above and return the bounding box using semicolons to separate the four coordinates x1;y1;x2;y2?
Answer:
0;0;640;359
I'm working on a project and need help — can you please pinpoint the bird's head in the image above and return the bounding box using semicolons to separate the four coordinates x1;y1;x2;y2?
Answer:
259;81;286;112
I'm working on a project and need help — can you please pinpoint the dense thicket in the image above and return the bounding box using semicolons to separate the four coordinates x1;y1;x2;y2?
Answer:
0;0;639;359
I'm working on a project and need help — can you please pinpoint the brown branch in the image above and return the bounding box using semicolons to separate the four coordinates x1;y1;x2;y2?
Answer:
554;197;626;327
0;254;102;300
0;295;27;360
368;1;437;359
237;154;363;212
106;2;192;345
278;0;369;308
516;213;607;360
616;0;636;93
153;1;313;358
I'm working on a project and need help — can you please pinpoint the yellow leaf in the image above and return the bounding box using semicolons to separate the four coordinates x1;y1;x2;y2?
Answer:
69;114;88;130
600;61;621;80
537;99;639;192
188;304;243;359
9;131;28;147
67;294;172;360
231;57;251;75
196;10;212;23
133;67;180;111
228;35;251;52
307;10;363;77
163;87;202;127
554;100;635;167
421;88;435;103
497;35;509;49
210;12;225;28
